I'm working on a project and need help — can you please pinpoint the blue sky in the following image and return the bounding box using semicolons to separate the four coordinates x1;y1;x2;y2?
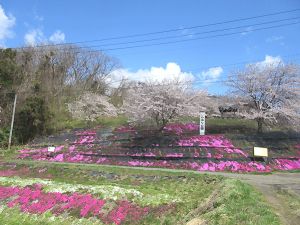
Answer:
1;0;300;94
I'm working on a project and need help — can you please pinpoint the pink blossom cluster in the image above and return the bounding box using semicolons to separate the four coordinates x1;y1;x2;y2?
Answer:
178;135;248;157
123;158;300;172
118;159;271;172
0;185;148;225
73;135;95;144
273;158;300;170
16;125;300;173
163;123;199;135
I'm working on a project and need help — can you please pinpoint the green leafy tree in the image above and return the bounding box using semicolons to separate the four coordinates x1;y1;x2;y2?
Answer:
15;96;52;143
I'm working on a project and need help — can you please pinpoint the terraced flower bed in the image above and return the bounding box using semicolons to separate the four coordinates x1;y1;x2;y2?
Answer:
16;123;300;173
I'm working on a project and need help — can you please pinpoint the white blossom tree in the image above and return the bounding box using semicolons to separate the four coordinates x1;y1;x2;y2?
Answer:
228;61;300;133
122;80;208;130
67;92;118;121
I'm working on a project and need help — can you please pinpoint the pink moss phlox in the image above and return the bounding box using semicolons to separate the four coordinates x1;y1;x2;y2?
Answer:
0;185;148;224
52;154;64;162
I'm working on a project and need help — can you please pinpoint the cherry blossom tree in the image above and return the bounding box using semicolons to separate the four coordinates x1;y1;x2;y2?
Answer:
122;80;208;130
228;61;300;133
67;92;118;121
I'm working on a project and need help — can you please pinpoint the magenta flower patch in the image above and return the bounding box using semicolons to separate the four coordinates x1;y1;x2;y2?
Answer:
0;185;148;224
16;123;300;173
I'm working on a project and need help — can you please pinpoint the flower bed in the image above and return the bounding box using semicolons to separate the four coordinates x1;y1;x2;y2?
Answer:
0;184;148;224
16;123;300;173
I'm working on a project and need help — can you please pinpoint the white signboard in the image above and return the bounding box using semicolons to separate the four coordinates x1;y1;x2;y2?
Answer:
48;146;55;152
253;147;268;157
199;112;205;135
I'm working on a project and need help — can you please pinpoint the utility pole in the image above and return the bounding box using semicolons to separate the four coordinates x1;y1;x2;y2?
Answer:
8;94;17;150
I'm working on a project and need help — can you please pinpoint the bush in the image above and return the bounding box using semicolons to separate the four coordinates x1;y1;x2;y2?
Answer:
0;127;9;147
15;96;52;143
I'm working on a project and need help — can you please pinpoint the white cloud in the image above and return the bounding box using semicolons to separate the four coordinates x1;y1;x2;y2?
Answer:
109;63;225;88
24;28;46;46
256;55;282;67
0;4;15;42
24;29;66;46
110;62;195;86
200;67;223;84
49;30;65;43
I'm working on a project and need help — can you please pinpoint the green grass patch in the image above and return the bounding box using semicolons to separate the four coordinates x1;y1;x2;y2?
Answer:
202;179;281;225
95;115;128;128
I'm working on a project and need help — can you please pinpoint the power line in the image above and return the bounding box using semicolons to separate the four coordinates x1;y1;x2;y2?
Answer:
11;20;300;55
98;21;300;52
14;8;300;49
68;16;300;48
26;16;300;51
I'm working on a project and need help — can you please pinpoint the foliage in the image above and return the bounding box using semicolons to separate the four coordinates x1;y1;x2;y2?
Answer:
15;96;51;143
123;80;208;130
67;92;118;121
0;48;19;91
228;61;300;133
0;127;9;148
0;49;20;126
0;45;120;145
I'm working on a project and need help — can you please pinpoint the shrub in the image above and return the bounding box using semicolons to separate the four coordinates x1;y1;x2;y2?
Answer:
15;96;51;143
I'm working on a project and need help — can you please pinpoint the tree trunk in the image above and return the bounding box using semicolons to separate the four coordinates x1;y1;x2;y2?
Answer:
257;118;263;134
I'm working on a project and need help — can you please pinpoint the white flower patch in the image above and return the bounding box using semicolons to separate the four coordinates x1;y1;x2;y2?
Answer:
0;176;182;205
0;176;142;200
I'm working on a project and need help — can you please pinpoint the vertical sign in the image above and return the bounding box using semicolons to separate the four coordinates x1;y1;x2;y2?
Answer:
200;112;205;135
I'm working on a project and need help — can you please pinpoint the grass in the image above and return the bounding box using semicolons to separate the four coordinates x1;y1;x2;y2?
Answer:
95;115;128;128
275;189;300;221
0;145;23;160
202;179;281;225
0;160;282;225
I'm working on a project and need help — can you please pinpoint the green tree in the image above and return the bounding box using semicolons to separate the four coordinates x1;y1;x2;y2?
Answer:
15;96;51;143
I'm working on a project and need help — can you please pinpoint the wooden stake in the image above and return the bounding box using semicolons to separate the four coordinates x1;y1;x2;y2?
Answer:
8;94;17;150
